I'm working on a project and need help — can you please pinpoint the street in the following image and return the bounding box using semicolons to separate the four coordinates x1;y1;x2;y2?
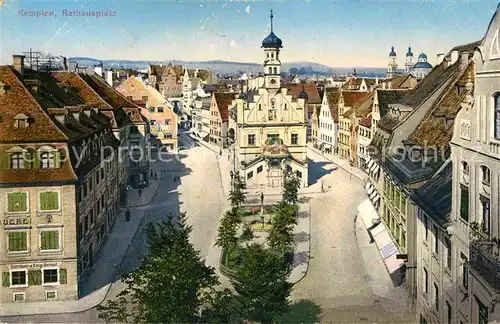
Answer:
0;134;413;323
292;149;414;322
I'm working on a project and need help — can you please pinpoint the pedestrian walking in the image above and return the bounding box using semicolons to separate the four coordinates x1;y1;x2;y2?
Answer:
150;170;153;179
138;188;143;197
125;208;131;222
219;148;222;156
154;171;158;180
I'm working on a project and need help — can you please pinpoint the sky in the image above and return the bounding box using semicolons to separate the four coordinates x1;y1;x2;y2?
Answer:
0;0;499;68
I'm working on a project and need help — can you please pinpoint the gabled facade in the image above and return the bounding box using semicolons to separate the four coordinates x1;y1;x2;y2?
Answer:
318;88;340;155
116;76;178;150
338;91;370;160
209;92;234;148
148;64;183;98
229;13;308;188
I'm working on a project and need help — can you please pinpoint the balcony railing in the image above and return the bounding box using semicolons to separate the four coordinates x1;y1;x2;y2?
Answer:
469;240;500;292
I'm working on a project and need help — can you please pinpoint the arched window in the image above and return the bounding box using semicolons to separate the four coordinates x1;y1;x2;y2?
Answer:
461;161;469;174
480;165;491;185
268;67;272;74
273;67;277;74
495;93;500;139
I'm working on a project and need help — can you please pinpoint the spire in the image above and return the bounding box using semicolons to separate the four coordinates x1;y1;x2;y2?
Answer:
270;9;274;32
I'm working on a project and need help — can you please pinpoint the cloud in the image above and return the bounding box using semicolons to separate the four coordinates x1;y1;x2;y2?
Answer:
230;40;236;46
245;5;251;14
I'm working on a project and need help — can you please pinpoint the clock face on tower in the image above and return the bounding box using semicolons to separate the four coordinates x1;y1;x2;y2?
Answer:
270;78;277;84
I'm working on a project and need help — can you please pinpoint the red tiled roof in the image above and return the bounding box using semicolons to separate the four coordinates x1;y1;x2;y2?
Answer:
0;66;68;143
359;114;372;128
52;72;112;109
342;91;370;107
78;74;138;109
285;83;322;103
214;92;235;122
325;88;341;123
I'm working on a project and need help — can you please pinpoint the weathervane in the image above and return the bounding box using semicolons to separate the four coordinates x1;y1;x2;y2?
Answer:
270;9;274;32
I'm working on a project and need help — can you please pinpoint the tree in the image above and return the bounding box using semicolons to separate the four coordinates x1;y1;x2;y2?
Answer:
97;214;219;323
229;172;246;209
215;208;241;252
288;67;298;75
200;288;243;323
233;243;293;323
268;201;297;253
282;174;301;205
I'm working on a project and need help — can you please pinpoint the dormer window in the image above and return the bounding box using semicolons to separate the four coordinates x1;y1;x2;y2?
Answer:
14;114;29;129
40;152;55;169
11;153;25;169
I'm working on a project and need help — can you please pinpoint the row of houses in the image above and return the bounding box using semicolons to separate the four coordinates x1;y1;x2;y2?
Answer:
0;55;154;303
309;6;500;323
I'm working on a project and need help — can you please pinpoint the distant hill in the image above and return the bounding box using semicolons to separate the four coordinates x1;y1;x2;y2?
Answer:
68;57;386;77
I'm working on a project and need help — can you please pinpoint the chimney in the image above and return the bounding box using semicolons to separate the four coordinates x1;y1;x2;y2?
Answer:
450;50;459;64
106;70;113;86
460;51;469;66
436;53;445;65
375;77;379;85
62;57;68;71
12;55;25;76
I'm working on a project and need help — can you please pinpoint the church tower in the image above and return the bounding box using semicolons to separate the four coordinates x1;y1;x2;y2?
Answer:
261;10;282;94
405;46;414;72
387;46;398;78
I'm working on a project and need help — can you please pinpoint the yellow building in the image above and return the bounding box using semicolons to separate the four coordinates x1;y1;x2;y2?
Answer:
229;12;308;188
117;76;178;150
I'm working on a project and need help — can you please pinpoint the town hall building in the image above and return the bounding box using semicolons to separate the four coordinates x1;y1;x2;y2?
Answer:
229;11;308;188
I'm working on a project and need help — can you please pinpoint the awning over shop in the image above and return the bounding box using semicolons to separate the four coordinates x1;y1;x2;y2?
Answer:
198;131;209;139
369;190;378;200
364;182;371;190
384;253;406;287
370;162;378;174
372;194;381;204
367;186;375;195
372;164;380;175
357;198;380;229
372;226;406;287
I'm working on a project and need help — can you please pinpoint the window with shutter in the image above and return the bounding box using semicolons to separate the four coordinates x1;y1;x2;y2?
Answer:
41;231;59;251
2;272;10;287
7;192;28;212
40;192;59;211
28;270;41;285
8;232;27;252
59;269;67;284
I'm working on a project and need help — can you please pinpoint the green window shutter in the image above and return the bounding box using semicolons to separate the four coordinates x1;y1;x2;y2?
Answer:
24;153;32;169
8;232;25;251
19;193;27;212
7;193;14;212
33;152;40;169
7;153;12;169
54;151;61;168
51;192;59;210
2;272;10;287
0;153;10;170
40;192;49;210
28;270;41;285
59;269;67;284
41;231;58;250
